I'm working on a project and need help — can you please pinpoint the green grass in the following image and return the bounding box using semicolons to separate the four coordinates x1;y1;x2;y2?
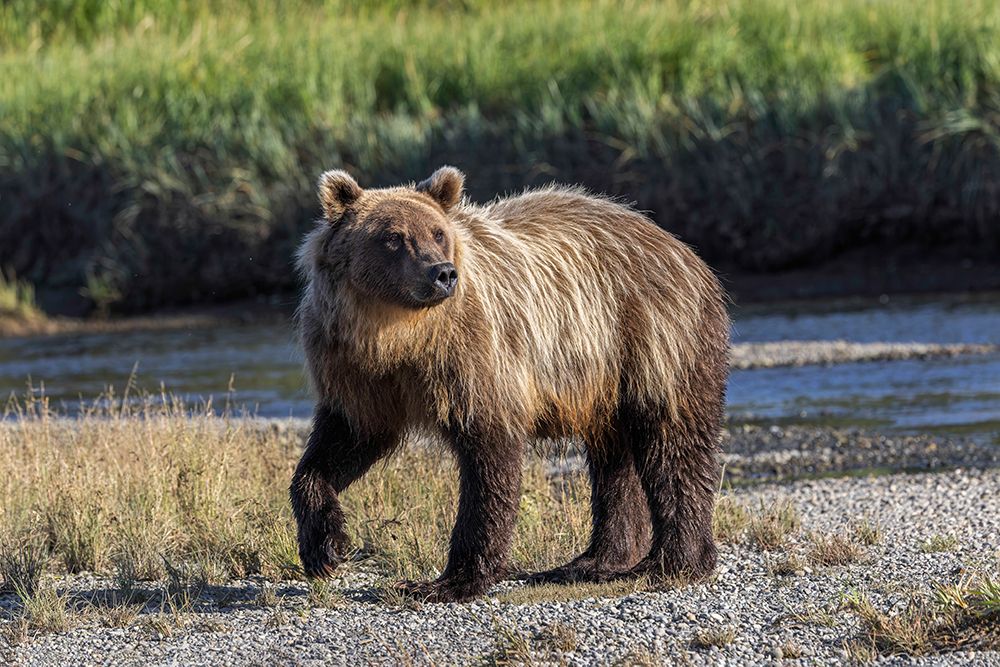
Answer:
0;272;40;321
1;0;1000;312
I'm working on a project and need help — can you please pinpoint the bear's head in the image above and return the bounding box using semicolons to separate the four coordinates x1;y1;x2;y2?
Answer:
306;166;465;310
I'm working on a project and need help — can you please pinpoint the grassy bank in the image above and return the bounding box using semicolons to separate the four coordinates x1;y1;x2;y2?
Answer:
0;272;44;336
0;392;593;589
0;389;807;593
2;0;1000;312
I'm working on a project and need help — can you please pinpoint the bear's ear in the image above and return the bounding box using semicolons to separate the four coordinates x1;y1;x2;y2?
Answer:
317;170;363;221
416;166;465;212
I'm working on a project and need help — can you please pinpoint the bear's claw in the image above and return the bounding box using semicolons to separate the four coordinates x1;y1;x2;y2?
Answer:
394;577;487;603
299;526;352;578
527;563;624;585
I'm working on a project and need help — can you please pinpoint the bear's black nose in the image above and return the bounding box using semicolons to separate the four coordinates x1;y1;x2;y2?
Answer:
428;262;458;296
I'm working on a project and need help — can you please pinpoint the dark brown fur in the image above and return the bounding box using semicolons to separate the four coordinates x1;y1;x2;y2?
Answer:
291;167;730;602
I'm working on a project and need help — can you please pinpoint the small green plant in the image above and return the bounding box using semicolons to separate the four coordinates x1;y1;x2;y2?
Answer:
919;535;958;553
80;271;122;318
934;574;1000;618
852;519;884;547
308;579;346;609
14;582;73;635
0;271;40;320
807;533;864;567
768;553;807;577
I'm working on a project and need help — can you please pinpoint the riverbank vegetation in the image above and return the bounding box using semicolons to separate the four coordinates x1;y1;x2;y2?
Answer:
2;0;1000;312
0;273;43;336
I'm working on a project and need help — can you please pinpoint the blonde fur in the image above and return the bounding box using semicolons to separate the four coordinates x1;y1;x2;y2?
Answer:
296;181;728;443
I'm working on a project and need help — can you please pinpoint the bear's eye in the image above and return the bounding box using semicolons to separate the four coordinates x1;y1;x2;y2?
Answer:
433;229;445;244
383;232;403;250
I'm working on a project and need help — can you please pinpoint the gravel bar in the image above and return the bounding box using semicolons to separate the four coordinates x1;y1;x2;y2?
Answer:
732;341;998;369
5;465;999;666
723;425;1000;483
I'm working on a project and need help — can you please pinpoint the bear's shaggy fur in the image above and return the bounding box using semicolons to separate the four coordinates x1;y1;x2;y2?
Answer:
291;166;730;602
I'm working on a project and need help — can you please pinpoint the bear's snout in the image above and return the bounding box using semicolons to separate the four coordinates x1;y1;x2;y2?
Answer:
427;262;458;298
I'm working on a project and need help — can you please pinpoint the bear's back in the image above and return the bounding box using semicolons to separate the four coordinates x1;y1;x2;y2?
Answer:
452;187;726;435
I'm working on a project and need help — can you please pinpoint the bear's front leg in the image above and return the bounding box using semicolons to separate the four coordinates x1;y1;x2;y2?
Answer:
400;426;524;602
290;404;398;578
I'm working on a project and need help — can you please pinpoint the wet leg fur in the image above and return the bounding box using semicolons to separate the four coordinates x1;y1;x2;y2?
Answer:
290;404;399;577
618;401;722;582
529;441;650;584
399;422;524;602
615;300;728;583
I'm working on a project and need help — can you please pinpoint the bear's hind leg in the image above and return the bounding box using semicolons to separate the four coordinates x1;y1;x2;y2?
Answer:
290;404;399;578
529;441;650;584
623;405;720;582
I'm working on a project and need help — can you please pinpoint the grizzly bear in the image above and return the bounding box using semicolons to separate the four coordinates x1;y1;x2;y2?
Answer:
291;166;730;602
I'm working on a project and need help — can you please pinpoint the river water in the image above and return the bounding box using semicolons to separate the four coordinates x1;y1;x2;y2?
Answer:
2;294;998;440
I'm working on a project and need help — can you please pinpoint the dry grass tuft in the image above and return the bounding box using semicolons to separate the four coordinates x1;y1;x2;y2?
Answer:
841;638;878;663
1;391;302;590
0;535;47;596
845;574;1000;656
482;615;535;666
712;495;751;544
13;583;74;636
691;625;736;649
97;599;144;629
748;500;801;551
612;647;663;666
807;533;865;567
0;272;40;322
768;553;808;577
534;622;578;653
779;639;804;659
0;389;596;604
307;579;346;609
254;584;280;609
852;519;884;547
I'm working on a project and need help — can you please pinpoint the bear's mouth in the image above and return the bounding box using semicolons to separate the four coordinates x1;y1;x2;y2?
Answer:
407;287;453;308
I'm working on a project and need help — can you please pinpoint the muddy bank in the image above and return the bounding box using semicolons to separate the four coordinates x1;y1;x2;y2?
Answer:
0;299;292;340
